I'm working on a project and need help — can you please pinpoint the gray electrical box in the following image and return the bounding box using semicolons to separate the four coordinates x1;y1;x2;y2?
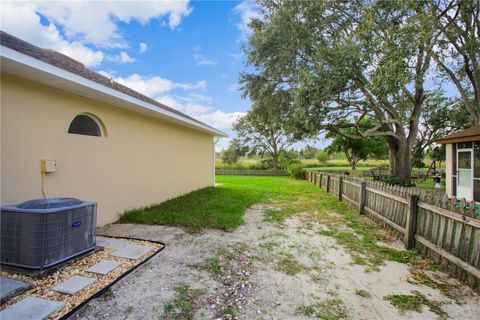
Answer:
1;198;97;269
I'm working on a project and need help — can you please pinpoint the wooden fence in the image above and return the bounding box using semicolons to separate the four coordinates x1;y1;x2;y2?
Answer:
306;171;480;289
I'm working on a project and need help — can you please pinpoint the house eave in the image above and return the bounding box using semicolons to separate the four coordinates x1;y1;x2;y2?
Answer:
0;45;228;138
436;136;480;145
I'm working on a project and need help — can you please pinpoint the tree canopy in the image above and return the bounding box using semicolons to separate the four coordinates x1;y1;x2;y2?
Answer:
233;88;313;169
240;0;478;183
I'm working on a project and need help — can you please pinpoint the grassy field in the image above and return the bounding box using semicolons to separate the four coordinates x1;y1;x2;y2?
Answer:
215;158;387;170
119;176;317;231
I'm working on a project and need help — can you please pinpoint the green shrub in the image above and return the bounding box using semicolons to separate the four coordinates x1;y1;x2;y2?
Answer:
316;151;329;164
286;160;304;179
380;175;415;187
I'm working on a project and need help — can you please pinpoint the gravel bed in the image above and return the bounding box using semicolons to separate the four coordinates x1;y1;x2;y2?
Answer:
0;237;163;319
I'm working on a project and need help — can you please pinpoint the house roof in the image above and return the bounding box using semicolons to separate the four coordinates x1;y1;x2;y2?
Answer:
436;124;480;144
0;31;227;137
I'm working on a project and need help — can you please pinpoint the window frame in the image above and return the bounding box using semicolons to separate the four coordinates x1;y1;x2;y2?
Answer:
67;113;106;138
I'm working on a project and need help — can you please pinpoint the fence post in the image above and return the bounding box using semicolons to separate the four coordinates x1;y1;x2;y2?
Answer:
404;194;419;249
359;181;366;215
338;176;343;200
319;174;323;188
326;175;330;193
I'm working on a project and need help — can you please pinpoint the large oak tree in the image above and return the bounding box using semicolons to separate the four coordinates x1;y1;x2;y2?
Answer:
241;0;449;184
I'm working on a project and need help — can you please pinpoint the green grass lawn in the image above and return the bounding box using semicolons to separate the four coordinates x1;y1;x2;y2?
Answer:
119;176;318;231
119;175;425;271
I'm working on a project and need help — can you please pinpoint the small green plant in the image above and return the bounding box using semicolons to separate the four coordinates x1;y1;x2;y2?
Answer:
198;257;224;276
126;306;134;315
354;289;371;298
161;284;206;320
384;291;447;319
275;253;304;276
258;241;280;251
296;298;349;319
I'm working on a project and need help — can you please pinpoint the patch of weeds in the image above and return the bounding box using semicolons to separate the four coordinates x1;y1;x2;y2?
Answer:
222;306;237;317
317;224;421;271
318;229;335;237
101;287;114;299
384;291;447;319
262;232;289;239
126;306;134;315
309;249;322;260
354;289;371;298
264;207;297;223
161;284;206;320
376;246;420;265
296;298;349;319
275;253;304;276
198;257;224;277
258;241;280;251
407;270;455;299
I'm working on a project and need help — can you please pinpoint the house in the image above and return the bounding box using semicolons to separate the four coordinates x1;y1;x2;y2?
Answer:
436;125;480;202
0;32;227;226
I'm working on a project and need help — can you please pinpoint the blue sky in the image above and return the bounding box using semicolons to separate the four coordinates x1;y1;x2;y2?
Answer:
1;0;259;150
1;1;459;152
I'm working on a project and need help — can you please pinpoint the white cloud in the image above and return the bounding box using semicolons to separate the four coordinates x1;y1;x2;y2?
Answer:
35;1;192;48
157;95;212;114
0;1;192;67
106;51;136;64
228;83;240;92
139;42;148;54
157;95;244;130
110;74;206;97
193;51;217;66
102;71;241;131
195;110;244;130
233;0;261;39
1;2;104;67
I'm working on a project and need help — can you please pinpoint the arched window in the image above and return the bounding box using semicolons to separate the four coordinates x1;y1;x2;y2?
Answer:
68;114;103;137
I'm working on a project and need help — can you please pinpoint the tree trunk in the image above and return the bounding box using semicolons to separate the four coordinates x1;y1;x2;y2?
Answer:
392;144;412;185
272;155;279;170
386;138;412;185
348;156;359;171
387;141;396;176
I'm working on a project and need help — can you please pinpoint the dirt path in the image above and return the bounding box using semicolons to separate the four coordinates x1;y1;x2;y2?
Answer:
75;205;480;320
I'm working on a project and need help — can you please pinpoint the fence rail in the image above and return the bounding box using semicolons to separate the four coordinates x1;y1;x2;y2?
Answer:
306;171;480;289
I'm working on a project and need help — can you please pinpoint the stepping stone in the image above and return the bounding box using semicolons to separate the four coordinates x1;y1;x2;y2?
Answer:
97;237;131;250
51;275;96;295
0;276;32;303
109;244;154;260
0;296;64;320
85;260;122;275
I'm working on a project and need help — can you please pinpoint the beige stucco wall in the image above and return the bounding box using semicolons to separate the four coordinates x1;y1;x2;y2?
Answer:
445;143;453;197
1;74;215;226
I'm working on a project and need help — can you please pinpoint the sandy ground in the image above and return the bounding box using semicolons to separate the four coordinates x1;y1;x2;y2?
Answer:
74;205;480;320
